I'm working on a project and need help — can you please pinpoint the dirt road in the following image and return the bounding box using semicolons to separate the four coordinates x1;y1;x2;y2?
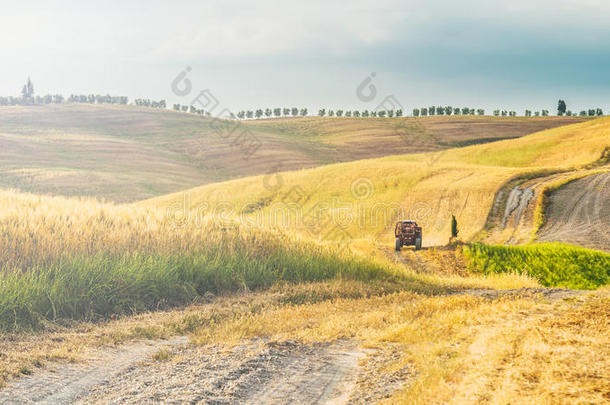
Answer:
538;172;610;252
0;338;410;404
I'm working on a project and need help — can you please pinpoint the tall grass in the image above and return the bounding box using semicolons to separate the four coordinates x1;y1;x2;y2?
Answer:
0;190;404;330
463;242;610;289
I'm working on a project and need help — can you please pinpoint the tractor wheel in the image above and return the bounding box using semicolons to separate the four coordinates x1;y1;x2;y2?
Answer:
415;237;422;250
395;238;402;251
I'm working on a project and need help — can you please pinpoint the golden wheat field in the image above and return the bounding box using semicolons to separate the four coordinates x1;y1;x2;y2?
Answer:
4;1;610;403
0;114;608;404
144;116;610;247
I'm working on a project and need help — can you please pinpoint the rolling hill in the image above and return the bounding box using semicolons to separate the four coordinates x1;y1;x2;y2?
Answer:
144;117;610;248
0;104;587;202
1;106;608;404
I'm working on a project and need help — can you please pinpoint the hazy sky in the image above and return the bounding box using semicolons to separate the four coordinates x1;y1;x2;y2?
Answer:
1;0;609;113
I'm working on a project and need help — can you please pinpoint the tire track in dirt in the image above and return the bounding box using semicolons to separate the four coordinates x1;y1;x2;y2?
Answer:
0;337;188;405
538;172;610;252
0;338;412;405
74;340;388;404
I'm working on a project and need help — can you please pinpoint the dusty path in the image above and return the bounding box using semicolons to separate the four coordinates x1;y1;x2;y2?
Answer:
0;337;188;405
79;340;365;405
538;172;610;252
0;338;410;404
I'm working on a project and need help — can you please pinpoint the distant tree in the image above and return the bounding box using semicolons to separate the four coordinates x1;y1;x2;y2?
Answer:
353;110;361;117
265;108;272;117
541;110;549;117
283;108;290;116
395;109;403;117
436;106;444;115
237;111;246;119
328;110;334;116
255;109;263;119
370;111;377;117
300;108;308;116
246;110;254;119
387;110;394;117
413;108;420;117
362;110;369;117
336;109;343;117
444;106;453;115
477;109;485;115
53;94;64;104
318;108;326;117
181;105;189;112
377;110;386;117
493;110;500;116
453;107;460;115
451;215;459;239
588;109;595;116
596;108;603;116
273;108;281;117
566;110;573;116
534;111;540;117
557;99;567;116
525;110;532;117
501;110;507;116
420;108;427;116
461;107;469;115
509;111;516;117
21;79;34;104
579;110;587;116
345;111;352;117
291;107;299;116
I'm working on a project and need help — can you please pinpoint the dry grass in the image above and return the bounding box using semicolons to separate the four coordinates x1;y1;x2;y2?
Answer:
190;287;608;404
1;105;582;202
0;111;608;401
144;117;610;247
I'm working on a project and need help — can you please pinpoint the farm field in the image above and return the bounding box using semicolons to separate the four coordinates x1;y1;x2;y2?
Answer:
0;104;587;202
4;2;610;403
0;111;608;404
145;116;610;248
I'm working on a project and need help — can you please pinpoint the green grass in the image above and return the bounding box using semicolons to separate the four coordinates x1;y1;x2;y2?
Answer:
463;242;610;289
0;224;445;331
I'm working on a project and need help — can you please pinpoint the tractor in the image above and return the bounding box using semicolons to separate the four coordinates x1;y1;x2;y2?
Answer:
394;220;422;251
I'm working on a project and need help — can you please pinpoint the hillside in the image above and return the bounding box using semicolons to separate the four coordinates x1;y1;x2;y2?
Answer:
144;117;610;248
0;104;587;202
1;111;608;405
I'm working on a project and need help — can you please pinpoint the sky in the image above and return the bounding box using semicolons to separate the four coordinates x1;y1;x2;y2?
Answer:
1;0;609;114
